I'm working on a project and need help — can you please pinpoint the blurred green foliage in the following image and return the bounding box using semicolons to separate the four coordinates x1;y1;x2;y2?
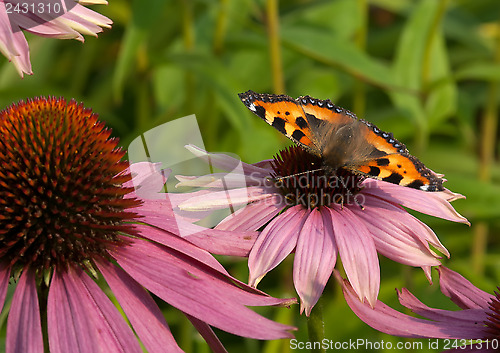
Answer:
1;0;499;352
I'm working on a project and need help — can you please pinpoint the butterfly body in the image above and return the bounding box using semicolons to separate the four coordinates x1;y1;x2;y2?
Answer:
238;90;444;192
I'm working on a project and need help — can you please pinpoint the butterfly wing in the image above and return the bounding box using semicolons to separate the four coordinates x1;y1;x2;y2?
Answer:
283;95;444;191
239;91;444;191
238;91;322;156
342;120;444;191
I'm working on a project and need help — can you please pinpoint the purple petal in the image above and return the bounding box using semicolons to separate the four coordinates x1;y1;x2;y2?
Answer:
123;162;170;200
182;226;258;257
48;269;100;353
361;179;469;224
49;267;142;353
178;186;273;211
7;268;43;353
216;195;285;231
293;208;337;316
248;205;309;286
0;5;32;76
438;266;494;310
0;262;10;311
175;173;263;188
397;288;489;324
184;313;228;353
133;224;229;274
335;271;488;339
350;196;445;267
327;205;380;307
111;237;296;340
185;145;271;177
97;261;183;353
135;201;259;257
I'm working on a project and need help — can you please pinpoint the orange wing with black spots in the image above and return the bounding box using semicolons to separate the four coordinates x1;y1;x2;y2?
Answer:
238;91;319;156
238;90;444;191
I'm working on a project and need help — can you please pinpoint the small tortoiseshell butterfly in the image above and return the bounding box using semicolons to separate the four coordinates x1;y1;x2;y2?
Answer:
238;90;444;191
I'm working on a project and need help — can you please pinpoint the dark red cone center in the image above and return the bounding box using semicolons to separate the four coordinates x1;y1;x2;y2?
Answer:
0;97;141;273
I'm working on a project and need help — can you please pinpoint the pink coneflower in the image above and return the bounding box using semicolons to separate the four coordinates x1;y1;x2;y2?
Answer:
337;267;499;352
0;0;112;77
0;98;296;353
176;145;469;316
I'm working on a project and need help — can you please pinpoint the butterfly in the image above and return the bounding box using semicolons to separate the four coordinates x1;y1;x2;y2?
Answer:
238;90;444;192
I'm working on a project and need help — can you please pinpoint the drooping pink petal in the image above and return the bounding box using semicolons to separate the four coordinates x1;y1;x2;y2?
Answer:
397;288;489;324
327;205;380;307
361;179;469;224
438;266;494;310
0;4;32;76
111;237;296;340
123;161;169;193
133;224;229;274
335;271;487;339
48;269;100;353
181;226;259;257
185;144;271;178
97;260;183;353
293;208;337;316
175;172;263;188
49;267;142;353
178;186;273;212
248;205;309;287
0;262;10;311
215;195;285;231
135;199;259;256
184;313;228;353
60;3;112;30
349;195;444;267
6;268;43;353
8;5;80;40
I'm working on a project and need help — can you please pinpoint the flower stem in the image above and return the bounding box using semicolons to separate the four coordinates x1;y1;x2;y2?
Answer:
39;281;50;352
472;11;500;275
307;298;325;353
266;0;285;94
182;0;195;112
353;0;367;117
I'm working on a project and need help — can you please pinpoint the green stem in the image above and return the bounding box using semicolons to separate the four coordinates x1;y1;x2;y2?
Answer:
39;280;49;352
478;24;500;181
182;0;195;112
353;0;367;116
267;0;285;94
416;0;449;155
213;0;228;56
421;0;449;87
472;10;500;275
307;299;325;353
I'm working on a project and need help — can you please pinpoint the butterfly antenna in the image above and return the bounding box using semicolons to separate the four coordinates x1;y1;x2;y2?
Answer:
270;168;325;182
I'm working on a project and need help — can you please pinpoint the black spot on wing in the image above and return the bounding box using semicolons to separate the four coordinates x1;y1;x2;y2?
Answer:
254;105;266;119
295;116;308;129
272;117;286;134
305;113;323;130
368;166;380;176
407;180;424;190
376;158;390;166
382;173;404;184
291;129;306;141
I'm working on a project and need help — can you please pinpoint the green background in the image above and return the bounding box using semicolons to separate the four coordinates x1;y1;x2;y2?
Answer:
1;0;499;352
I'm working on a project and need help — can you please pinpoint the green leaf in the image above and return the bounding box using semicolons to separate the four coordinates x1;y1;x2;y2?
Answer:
455;62;500;81
280;25;394;89
389;0;442;126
